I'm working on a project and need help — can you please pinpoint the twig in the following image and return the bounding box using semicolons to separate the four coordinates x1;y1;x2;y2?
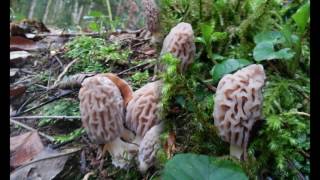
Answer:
54;58;79;86
117;59;156;75
196;78;216;92
11;89;75;117
35;32;102;37
53;55;64;68
11;115;81;120
10;119;55;142
14;147;82;170
80;150;87;174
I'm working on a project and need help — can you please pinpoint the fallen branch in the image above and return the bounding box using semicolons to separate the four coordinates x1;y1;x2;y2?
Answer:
10;119;55;142
117;59;156;75
54;58;79;86
35;32;102;37
11;89;75;117
11;115;81;120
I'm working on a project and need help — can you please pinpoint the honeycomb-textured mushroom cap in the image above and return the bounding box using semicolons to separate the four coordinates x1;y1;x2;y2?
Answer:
79;75;125;144
213;64;266;157
160;22;196;73
142;0;160;34
138;123;163;173
125;80;163;138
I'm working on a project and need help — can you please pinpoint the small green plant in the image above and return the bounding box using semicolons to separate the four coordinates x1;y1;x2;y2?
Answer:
37;99;80;127
159;53;227;155
130;70;150;90
53;128;85;143
196;22;227;64
247;72;310;179
64;36;131;73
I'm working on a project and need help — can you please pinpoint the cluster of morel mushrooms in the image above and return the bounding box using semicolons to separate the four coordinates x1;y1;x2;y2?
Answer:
78;0;266;173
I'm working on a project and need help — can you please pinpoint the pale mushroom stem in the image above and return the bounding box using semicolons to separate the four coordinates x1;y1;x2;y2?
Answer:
103;137;139;168
151;31;162;44
230;144;243;160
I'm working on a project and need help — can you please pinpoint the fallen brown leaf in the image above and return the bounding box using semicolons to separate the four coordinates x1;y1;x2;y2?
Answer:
10;147;81;180
10;36;41;51
10;131;44;168
10;84;26;98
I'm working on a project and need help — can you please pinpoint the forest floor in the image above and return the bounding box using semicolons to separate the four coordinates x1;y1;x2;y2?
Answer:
10;21;160;179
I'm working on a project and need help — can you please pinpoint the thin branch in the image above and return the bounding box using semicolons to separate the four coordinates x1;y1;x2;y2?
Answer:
54;58;79;86
11;89;75;117
10;119;55;142
117;59;156;75
11;115;81;120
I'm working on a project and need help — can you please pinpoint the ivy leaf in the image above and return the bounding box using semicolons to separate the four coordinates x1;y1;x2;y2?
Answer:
292;1;310;33
253;42;295;61
162;153;248;180
210;59;251;83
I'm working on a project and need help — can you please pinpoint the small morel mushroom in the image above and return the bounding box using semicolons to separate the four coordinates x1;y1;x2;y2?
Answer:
138;123;163;173
126;80;163;142
79;75;138;168
159;22;196;73
125;80;163;172
141;0;161;43
213;64;266;160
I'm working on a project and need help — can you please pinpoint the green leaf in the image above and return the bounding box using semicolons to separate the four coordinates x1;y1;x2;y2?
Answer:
253;42;295;61
162;154;248;180
195;37;206;44
200;24;214;44
89;10;104;17
292;1;310;32
88;22;99;32
211;59;251;83
254;31;284;44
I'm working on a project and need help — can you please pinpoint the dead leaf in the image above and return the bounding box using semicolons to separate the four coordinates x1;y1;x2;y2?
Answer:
10;131;44;168
10;36;42;51
10;147;81;180
164;131;176;159
10;68;20;78
10;84;26;98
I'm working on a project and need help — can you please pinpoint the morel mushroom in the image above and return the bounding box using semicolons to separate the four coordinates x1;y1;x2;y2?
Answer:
141;0;161;43
159;22;196;73
213;64;266;160
138;123;163;173
125;80;163;143
79;75;138;168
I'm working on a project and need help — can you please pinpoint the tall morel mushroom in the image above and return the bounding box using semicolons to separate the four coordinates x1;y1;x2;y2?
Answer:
79;74;138;168
213;64;266;160
141;0;161;43
159;22;196;73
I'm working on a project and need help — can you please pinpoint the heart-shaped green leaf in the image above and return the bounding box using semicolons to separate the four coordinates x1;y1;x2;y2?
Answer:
162;153;248;180
253;41;295;61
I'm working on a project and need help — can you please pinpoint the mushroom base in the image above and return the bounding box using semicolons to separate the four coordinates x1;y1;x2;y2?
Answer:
103;137;139;168
230;144;243;160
